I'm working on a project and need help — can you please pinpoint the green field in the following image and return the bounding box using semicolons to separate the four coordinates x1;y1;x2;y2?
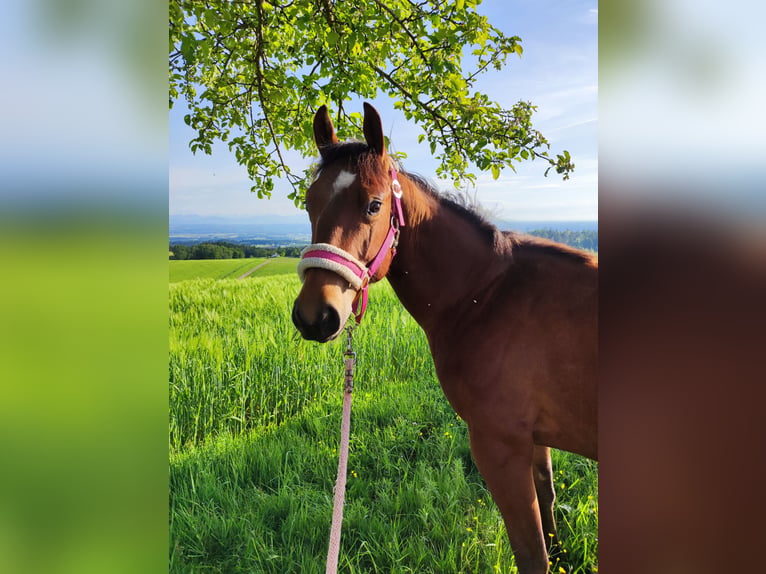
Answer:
169;258;267;282
170;276;598;573
169;257;299;282
242;256;299;278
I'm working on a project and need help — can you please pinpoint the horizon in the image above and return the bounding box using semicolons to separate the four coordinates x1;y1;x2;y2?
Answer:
169;212;598;225
169;214;598;246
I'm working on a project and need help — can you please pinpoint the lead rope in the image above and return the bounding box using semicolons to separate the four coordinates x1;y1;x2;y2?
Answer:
326;325;356;574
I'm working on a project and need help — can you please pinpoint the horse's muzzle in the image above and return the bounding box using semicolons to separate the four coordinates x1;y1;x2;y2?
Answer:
291;301;341;343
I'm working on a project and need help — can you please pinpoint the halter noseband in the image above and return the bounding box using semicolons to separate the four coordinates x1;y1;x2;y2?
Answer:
297;167;406;323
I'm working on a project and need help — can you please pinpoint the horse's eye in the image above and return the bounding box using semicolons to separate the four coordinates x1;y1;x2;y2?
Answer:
366;199;383;216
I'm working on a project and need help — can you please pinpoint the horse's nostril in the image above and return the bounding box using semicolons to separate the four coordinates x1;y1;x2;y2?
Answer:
291;302;304;329
292;302;340;342
319;305;340;341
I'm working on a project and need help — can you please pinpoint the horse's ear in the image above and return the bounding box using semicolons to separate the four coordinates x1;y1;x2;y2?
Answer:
363;102;386;156
313;105;338;157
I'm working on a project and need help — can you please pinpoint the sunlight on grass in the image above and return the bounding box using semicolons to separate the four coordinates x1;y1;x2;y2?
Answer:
169;276;598;572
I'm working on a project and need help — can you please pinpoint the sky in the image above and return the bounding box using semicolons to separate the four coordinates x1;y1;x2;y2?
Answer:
169;0;598;222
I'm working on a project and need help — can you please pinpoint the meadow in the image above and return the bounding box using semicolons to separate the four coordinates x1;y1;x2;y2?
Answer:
169;269;598;573
169;258;267;282
169;256;299;282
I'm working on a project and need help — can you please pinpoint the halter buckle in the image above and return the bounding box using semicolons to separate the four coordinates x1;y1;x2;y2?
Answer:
391;178;403;199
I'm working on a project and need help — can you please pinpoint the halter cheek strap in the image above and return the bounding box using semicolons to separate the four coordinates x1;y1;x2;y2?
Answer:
297;167;405;323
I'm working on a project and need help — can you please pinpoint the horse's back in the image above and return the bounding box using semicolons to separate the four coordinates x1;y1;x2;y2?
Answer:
437;235;598;458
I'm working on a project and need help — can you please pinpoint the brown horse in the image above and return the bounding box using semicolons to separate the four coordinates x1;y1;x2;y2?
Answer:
292;103;597;574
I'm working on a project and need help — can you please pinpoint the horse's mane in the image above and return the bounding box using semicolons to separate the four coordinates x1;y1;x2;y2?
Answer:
402;171;509;252
403;173;593;264
316;142;591;263
409;175;593;264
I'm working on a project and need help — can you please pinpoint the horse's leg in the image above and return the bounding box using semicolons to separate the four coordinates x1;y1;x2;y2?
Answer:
469;429;549;574
533;446;561;558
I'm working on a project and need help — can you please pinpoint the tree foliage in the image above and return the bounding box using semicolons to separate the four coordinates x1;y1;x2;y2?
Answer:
170;241;303;259
169;0;575;206
527;228;598;252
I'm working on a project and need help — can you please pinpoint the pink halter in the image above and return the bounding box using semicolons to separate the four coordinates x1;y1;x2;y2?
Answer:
297;167;405;323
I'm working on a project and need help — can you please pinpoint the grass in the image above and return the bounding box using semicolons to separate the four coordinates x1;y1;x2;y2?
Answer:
169;258;268;282
243;257;299;279
170;276;598;573
169;257;299;282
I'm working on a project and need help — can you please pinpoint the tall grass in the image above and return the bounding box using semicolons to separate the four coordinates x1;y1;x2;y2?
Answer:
170;276;598;573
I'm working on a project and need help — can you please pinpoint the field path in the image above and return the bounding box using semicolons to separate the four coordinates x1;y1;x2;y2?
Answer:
237;259;272;279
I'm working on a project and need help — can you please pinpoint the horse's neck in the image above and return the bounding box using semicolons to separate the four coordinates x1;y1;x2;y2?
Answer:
387;184;506;331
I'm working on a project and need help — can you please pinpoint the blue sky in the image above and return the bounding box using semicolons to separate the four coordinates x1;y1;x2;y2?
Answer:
169;0;598;221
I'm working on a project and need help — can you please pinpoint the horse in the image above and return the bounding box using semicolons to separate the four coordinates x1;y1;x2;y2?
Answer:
292;103;597;574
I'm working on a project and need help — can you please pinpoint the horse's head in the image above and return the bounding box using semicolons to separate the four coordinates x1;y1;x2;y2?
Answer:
292;103;402;342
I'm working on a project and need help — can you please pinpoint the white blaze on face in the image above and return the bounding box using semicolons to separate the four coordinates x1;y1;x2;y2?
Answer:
332;170;356;195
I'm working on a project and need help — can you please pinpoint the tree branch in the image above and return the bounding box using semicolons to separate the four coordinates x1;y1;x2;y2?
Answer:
252;0;294;182
370;0;430;66
370;65;455;133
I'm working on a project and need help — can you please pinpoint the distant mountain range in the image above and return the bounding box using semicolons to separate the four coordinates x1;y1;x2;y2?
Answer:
169;214;598;245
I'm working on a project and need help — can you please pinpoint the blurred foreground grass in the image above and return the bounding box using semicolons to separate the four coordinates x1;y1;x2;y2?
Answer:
0;214;168;574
